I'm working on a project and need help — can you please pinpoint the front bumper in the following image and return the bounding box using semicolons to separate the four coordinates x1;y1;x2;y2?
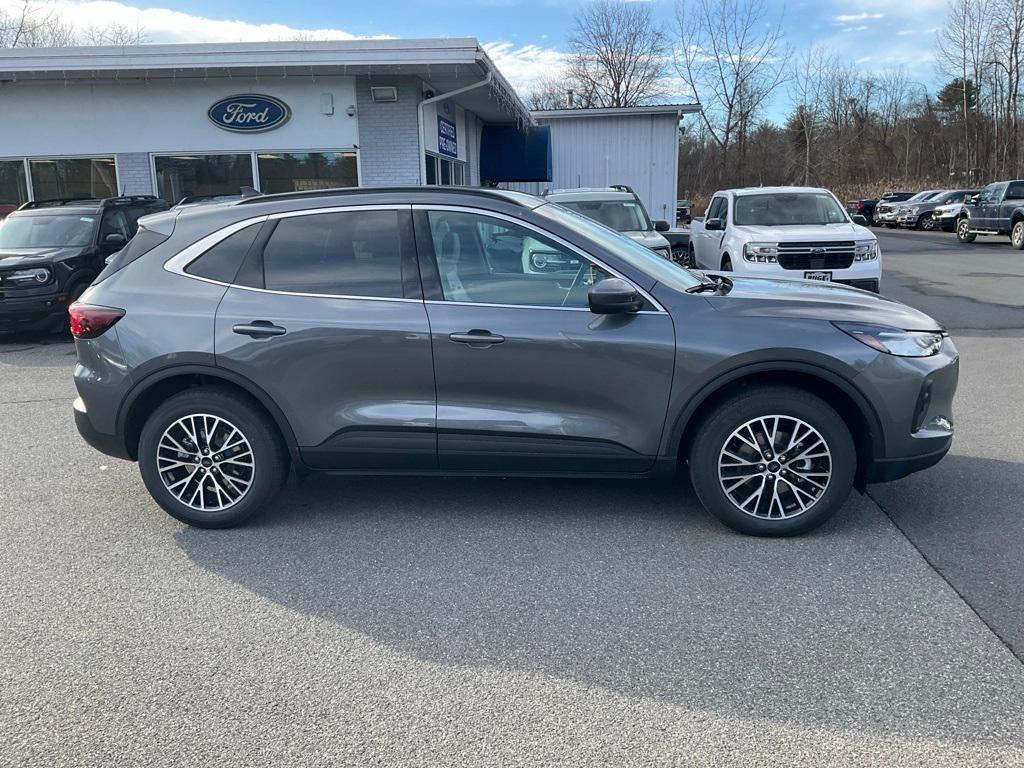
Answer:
731;258;882;288
0;288;68;331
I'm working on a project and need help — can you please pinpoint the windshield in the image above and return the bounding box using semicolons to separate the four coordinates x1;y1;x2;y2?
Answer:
0;213;96;249
733;193;849;226
538;202;701;290
556;200;651;233
907;190;940;202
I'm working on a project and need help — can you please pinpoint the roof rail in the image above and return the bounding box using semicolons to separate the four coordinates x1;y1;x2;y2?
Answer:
18;194;162;210
610;184;636;195
235;185;533;206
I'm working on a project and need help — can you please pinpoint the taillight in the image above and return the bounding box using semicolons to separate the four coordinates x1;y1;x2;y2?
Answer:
69;303;125;339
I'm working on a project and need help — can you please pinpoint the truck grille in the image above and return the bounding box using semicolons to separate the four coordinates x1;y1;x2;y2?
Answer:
777;241;855;270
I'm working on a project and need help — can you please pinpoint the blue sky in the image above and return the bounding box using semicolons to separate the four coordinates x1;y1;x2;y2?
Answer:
3;0;952;119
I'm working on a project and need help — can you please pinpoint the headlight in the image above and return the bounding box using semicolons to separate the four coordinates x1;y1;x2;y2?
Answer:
3;267;52;286
854;240;878;261
833;322;944;357
743;242;778;263
908;206;919;214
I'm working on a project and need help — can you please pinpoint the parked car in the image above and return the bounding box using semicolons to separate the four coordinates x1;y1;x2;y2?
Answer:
71;187;957;537
544;186;673;260
688;186;881;292
874;190;943;227
676;199;692;223
932;191;983;231
846;191;914;226
0;195;169;334
0;203;17;221
956;180;1024;248
896;189;979;230
662;226;691;265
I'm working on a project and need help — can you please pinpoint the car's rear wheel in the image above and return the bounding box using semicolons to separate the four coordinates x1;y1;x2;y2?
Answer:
1011;221;1024;250
688;386;856;536
957;218;977;243
138;387;288;528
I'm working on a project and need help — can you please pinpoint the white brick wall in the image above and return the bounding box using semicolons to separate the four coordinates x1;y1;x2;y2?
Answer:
116;153;154;196
356;76;423;186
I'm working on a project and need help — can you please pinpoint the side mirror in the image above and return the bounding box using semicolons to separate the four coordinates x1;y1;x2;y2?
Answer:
103;233;127;248
654;219;670;232
588;277;643;315
852;214;868;225
969;195;980;204
705;217;724;231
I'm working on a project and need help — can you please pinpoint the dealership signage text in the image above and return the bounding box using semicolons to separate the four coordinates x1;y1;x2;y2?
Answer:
437;116;458;158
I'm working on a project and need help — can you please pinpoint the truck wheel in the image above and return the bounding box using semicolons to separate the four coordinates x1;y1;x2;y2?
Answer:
956;219;976;243
1012;221;1024;250
686;244;697;268
688;386;856;537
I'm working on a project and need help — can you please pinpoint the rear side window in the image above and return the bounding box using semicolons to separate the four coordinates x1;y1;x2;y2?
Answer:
186;223;261;283
261;210;404;298
1006;181;1024;200
94;226;169;283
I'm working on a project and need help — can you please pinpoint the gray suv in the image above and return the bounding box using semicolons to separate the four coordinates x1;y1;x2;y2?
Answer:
71;188;958;536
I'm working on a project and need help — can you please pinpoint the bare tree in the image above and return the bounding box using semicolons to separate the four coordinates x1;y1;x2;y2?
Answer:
524;75;597;110
80;22;147;46
787;45;830;185
675;0;790;183
565;0;670;108
0;1;145;48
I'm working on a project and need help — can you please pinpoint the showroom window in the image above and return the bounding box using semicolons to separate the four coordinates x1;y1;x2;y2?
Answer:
257;152;358;194
29;157;117;201
425;153;465;186
0;160;29;208
154;154;254;204
262;210;404;298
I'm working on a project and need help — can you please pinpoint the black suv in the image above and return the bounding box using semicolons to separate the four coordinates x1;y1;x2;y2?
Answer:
0;195;169;334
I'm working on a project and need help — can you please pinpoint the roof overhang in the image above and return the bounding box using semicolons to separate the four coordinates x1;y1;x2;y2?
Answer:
532;104;701;120
0;38;532;126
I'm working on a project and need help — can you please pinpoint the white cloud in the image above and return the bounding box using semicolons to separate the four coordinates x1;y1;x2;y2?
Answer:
835;11;884;21
482;41;568;92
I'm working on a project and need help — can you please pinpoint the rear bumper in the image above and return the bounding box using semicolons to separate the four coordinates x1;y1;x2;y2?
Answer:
74;396;131;460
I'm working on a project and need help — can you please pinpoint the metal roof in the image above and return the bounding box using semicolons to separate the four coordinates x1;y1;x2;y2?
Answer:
0;38;532;126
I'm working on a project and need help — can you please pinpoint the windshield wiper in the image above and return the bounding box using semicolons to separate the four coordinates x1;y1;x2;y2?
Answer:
685;273;733;295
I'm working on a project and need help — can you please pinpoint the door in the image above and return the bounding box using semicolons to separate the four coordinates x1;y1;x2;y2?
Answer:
975;183;1003;230
416;208;676;474
213;206;437;470
697;196;726;269
1001;181;1024;230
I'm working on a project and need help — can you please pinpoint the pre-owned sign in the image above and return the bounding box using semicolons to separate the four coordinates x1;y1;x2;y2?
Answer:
437;116;458;158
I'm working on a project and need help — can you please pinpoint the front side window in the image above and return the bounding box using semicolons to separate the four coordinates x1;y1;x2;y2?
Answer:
707;196;726;221
29;157;117;200
99;209;131;243
262;210;404;298
556;200;650;233
733;193;847;226
0;160;28;208
0;213;95;248
978;184;1000;203
155;154;254;205
427;210;612;307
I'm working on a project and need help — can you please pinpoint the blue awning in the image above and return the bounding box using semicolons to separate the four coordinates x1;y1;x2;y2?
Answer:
480;125;551;183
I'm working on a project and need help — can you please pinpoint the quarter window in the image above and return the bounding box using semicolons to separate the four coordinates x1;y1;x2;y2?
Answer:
1006;181;1024;200
186;223;262;284
262;210;404;298
427;210;611;308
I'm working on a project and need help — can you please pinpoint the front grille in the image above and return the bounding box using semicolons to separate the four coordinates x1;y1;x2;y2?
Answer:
876;204;893;215
776;241;855;270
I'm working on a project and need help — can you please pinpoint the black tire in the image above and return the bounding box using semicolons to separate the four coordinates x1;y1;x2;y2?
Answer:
720;255;732;271
688;386;856;537
138;386;289;528
919;215;935;231
685;244;697;268
956;218;976;243
1011;221;1024;250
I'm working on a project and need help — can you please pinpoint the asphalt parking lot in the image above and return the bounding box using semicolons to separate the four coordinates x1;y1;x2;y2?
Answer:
2;228;1024;766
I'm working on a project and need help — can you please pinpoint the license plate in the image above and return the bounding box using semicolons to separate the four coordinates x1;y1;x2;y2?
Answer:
804;271;832;282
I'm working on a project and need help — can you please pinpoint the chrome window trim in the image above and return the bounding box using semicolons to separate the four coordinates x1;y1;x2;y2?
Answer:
413;204;667;313
163;204;419;303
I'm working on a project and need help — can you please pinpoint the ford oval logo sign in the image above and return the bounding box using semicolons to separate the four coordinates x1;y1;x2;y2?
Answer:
208;94;290;133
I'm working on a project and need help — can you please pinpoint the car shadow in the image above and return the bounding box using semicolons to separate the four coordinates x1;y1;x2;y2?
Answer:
174;472;1024;746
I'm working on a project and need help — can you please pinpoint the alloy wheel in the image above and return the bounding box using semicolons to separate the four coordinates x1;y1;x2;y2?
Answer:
717;415;832;520
1013;222;1024;249
156;413;255;511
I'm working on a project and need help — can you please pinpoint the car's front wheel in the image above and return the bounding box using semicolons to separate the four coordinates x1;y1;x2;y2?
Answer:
957;218;977;243
138;387;288;528
919;214;935;231
688;386;856;536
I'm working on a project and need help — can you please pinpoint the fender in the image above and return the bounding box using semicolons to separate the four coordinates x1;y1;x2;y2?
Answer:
116;363;300;460
662;358;886;461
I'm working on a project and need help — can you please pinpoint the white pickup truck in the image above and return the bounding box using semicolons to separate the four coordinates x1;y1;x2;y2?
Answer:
688;186;882;293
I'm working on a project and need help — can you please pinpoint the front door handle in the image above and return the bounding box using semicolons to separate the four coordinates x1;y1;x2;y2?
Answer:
232;321;287;338
449;329;505;346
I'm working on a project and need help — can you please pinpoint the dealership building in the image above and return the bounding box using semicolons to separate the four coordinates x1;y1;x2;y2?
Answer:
0;38;695;217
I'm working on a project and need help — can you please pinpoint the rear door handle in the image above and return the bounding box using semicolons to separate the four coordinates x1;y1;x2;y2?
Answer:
449;330;505;346
232;321;287;338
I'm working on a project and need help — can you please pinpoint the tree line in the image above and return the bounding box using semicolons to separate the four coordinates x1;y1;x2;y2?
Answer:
529;0;1024;201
